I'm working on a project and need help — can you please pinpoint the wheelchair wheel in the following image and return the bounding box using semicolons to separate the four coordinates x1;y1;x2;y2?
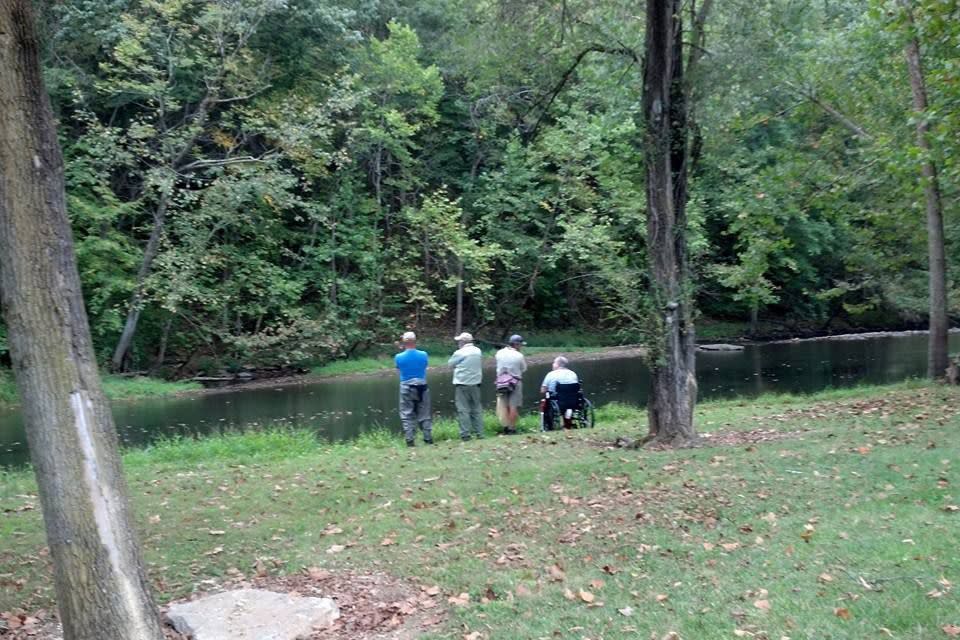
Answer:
576;398;595;429
541;400;561;431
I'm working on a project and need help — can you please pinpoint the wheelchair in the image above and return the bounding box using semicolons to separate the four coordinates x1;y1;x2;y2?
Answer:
540;382;595;431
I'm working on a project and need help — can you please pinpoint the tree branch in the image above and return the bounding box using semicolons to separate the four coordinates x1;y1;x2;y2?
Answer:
525;44;639;143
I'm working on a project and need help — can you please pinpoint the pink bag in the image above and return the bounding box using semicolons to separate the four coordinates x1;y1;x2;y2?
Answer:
495;372;519;394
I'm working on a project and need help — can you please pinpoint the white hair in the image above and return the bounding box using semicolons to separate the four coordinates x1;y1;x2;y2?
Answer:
554;356;569;368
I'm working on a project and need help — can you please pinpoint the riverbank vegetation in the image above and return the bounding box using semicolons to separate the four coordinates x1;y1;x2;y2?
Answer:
0;372;199;409
1;381;957;637
0;0;954;379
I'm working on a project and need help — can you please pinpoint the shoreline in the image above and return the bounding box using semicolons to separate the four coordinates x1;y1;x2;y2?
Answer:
174;327;957;399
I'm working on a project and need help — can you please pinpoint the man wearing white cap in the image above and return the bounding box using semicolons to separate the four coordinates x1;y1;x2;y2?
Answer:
449;332;483;441
395;331;432;446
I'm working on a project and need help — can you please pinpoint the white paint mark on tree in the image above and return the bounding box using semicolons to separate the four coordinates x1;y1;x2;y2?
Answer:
71;390;153;639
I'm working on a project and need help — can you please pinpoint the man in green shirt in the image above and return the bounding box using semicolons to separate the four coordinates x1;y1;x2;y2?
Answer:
449;332;483;440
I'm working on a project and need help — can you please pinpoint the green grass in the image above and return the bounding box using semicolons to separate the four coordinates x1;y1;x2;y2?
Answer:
0;369;15;406
697;318;752;341
2;382;959;639
311;356;396;377
0;372;201;408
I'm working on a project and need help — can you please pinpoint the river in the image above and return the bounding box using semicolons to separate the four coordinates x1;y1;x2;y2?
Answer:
0;332;957;467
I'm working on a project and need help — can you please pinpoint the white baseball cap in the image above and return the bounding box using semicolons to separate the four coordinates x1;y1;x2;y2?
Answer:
454;332;474;342
401;331;417;342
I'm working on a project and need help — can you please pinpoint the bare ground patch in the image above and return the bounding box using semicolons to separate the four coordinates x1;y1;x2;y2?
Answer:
1;570;445;640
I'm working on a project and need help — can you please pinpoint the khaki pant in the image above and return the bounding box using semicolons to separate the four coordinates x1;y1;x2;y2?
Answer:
454;384;483;439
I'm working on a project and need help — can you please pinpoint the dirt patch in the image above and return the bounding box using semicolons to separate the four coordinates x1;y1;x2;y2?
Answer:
698;427;808;447
594;426;807;452
1;571;444;640
228;570;445;640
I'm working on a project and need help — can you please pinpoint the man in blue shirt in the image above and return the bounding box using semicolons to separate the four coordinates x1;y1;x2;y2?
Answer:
395;331;432;446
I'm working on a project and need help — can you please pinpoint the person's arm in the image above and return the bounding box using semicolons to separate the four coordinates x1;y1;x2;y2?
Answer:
448;348;464;366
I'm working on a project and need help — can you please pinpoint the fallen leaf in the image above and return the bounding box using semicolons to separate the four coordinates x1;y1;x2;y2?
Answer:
563;588;576;601
753;599;770;611
448;592;470;606
590;579;605;590
578;590;595;603
834;607;851;620
944;505;959;513
547;564;566;582
380;537;396;546
942;624;960;637
602;564;620;575
424;585;441;597
326;544;345;554
818;573;834;584
721;542;740;552
463;632;482;640
204;546;223;556
515;584;533;598
307;567;331;581
656;593;669;602
618;606;635;617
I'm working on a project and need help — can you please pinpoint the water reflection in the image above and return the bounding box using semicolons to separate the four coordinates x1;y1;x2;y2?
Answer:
0;333;956;467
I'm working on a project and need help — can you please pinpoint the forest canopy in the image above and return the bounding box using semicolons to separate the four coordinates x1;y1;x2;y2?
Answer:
15;0;957;373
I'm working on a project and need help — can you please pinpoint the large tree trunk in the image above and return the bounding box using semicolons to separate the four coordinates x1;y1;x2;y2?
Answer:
0;4;165;639
900;0;949;379
642;0;698;446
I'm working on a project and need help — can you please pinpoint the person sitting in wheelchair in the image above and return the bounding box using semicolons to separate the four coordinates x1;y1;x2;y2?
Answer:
540;356;579;429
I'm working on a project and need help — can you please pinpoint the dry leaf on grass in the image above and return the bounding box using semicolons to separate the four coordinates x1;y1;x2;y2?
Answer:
547;564;565;582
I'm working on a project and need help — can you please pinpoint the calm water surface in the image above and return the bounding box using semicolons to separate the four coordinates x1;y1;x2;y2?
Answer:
1;333;957;467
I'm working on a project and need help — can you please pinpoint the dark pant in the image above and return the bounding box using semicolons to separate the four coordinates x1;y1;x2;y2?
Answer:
399;383;432;442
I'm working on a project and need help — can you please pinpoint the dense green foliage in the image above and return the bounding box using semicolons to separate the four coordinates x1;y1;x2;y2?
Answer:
12;0;956;372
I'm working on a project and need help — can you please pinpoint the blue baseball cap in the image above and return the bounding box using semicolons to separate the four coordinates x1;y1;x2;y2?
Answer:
508;334;526;345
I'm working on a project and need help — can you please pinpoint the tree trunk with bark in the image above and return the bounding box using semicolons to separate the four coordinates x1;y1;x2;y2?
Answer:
900;0;949;379
641;0;698;446
110;195;168;371
0;4;165;639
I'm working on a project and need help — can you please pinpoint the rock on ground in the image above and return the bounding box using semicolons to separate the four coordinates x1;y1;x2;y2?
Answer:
166;589;339;640
698;343;745;352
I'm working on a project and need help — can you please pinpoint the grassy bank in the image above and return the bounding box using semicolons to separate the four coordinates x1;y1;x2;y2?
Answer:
0;372;201;409
2;381;958;638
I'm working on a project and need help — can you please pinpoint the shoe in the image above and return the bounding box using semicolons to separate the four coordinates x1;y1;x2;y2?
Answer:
461;436;471;442
406;440;415;447
424;438;434;445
